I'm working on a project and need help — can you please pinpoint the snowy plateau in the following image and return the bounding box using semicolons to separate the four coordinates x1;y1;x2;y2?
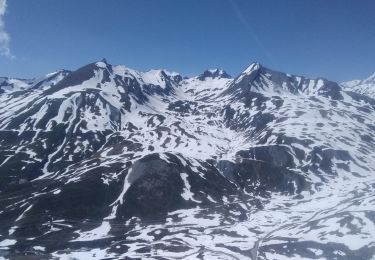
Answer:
0;59;374;259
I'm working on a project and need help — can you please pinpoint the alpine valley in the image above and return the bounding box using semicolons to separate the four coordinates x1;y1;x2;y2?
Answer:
0;59;374;259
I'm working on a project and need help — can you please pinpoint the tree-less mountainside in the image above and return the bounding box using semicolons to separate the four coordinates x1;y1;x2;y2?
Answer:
0;59;374;259
341;72;375;99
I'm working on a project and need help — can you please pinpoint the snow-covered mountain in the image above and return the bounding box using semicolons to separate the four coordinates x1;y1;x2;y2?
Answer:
341;72;375;98
0;60;374;259
0;77;31;93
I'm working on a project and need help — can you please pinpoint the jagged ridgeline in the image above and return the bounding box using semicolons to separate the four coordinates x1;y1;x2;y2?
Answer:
0;60;374;259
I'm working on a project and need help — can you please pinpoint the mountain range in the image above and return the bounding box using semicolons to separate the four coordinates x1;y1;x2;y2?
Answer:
0;59;374;259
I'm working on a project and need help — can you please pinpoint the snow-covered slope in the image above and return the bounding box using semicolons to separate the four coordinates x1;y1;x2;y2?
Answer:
0;77;31;93
342;72;375;98
0;60;374;259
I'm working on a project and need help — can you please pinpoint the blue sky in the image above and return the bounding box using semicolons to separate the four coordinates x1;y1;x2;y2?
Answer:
0;0;375;81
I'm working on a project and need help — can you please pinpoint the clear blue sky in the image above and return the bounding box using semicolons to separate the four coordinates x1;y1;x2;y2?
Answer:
0;0;375;82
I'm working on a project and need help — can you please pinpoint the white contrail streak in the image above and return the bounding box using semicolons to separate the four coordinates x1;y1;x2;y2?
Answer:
228;0;277;68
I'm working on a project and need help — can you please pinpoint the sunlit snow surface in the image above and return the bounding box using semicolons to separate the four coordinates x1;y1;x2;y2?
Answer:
0;62;374;259
107;178;375;260
342;72;375;99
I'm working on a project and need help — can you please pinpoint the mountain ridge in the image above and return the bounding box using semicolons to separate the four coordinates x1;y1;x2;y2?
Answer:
341;71;375;98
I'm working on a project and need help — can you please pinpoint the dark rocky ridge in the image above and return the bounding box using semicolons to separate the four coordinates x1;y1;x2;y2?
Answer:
197;69;232;80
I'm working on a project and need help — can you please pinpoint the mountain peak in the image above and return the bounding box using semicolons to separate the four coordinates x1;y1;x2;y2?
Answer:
242;62;261;74
232;62;262;85
44;69;70;78
225;62;342;100
95;58;110;69
141;69;182;87
364;72;375;83
197;68;231;80
341;71;375;98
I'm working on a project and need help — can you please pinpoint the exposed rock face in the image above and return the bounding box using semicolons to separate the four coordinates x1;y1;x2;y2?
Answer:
0;60;374;259
197;69;231;80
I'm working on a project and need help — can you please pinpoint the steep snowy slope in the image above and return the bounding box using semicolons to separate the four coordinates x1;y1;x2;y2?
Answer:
342;72;375;98
0;61;374;259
